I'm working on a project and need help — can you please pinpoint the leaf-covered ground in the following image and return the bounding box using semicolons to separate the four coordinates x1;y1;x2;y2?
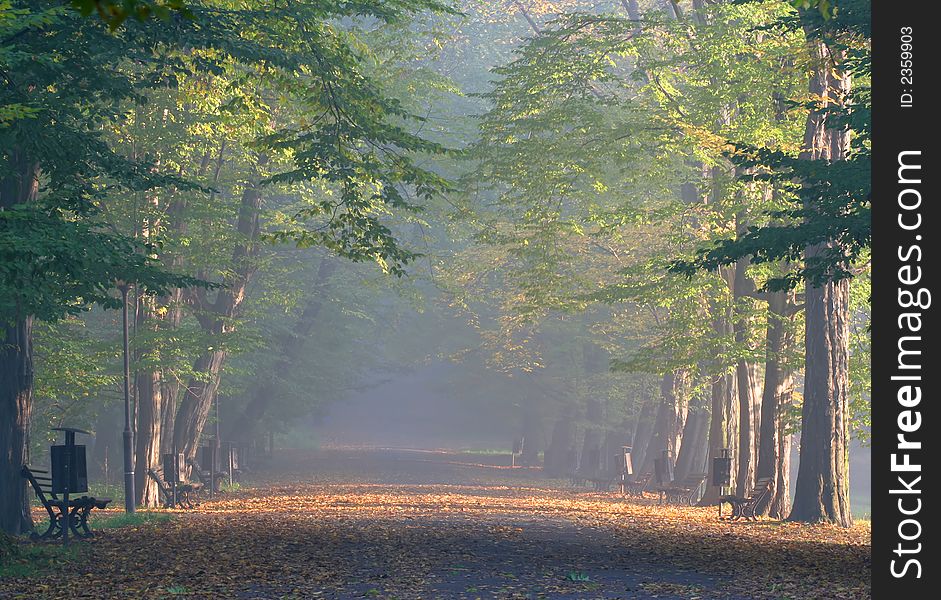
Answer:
0;448;870;599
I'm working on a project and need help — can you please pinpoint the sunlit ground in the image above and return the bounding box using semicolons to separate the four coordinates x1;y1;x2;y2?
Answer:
5;448;870;599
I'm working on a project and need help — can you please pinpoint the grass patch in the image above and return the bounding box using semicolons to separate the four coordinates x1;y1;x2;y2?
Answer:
220;481;242;493
93;511;173;530
1;533;79;578
165;584;191;596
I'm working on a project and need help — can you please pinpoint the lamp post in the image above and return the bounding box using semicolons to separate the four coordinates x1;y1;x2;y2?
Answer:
118;282;136;513
211;391;220;499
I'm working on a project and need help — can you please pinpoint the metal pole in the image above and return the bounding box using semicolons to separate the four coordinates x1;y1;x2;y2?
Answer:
62;444;70;546
213;392;220;497
120;284;136;513
170;448;178;509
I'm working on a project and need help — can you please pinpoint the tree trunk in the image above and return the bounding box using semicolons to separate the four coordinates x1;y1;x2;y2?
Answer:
691;410;711;476
579;398;604;475
630;396;655;471
0;319;34;535
157;194;189;456
791;275;851;524
604;418;633;475
756;291;795;517
789;35;853;527
173;349;228;462
1;149;39;535
134;368;163;507
639;372;687;478
664;371;688;457
700;372;737;505
773;416;792;519
160;381;180;455
675;409;708;482
133;213;166;506
733;229;762;497
520;392;544;466
734;357;760;496
544;407;576;477
173;178;263;462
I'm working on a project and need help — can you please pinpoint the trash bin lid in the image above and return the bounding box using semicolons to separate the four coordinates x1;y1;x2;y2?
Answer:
51;427;92;435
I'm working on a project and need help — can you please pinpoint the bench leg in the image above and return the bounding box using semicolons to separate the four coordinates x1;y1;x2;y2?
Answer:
743;503;761;521
66;506;88;539
31;512;62;541
76;506;94;538
720;500;741;521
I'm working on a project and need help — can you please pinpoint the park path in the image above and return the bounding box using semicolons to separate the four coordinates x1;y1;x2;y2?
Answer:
1;448;870;599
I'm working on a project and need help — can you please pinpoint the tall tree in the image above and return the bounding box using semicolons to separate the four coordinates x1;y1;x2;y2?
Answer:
1;5;199;533
789;30;853;526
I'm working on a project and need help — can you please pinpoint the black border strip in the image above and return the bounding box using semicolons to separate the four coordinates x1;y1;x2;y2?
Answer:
872;1;932;596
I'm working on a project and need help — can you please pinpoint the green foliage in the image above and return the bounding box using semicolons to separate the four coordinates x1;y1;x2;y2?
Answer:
1;2;205;323
847;260;870;443
71;1;191;30
671;0;871;290
0;206;201;321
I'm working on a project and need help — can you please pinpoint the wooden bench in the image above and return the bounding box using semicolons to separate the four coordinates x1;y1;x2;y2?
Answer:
589;472;618;492
148;468;202;509
187;458;225;493
720;477;773;521
659;472;707;506
22;466;111;540
623;471;652;498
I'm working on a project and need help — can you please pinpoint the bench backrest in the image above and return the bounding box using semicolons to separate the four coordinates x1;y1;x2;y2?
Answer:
750;478;773;499
22;466;58;508
680;473;707;488
148;468;172;495
188;458;221;486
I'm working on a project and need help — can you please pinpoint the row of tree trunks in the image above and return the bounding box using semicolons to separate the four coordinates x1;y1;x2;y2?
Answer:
674;408;708;482
789;34;853;527
131;149;217;507
638;371;688;477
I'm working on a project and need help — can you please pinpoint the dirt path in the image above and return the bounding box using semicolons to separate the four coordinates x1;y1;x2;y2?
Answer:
1;448;870;599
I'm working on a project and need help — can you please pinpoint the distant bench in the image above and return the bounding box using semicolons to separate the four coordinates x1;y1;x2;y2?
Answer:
720;477;772;521
623;472;652;498
658;473;708;506
148;468;202;509
22;466;111;540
